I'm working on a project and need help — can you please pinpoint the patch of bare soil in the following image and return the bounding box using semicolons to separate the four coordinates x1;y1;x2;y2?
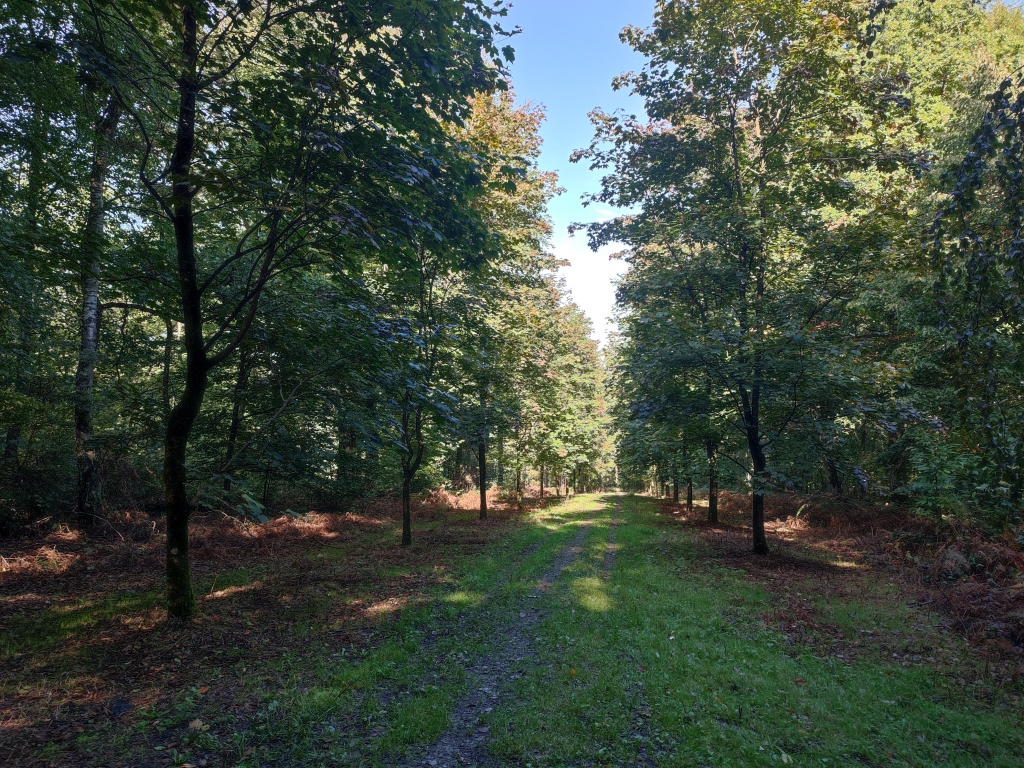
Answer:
0;492;543;768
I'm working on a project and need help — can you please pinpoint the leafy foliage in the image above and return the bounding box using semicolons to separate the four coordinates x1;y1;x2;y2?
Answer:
588;0;1024;546
0;1;611;618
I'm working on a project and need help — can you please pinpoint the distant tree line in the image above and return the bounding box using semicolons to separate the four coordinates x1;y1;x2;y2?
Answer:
0;0;612;620
582;0;1024;552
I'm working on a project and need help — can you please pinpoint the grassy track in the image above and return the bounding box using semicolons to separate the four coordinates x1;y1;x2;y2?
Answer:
183;494;606;767
485;495;1023;767
5;493;1022;767
279;493;1023;766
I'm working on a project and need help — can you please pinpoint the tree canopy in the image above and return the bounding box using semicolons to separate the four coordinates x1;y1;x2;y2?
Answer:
589;0;1024;552
4;0;1024;618
0;0;611;620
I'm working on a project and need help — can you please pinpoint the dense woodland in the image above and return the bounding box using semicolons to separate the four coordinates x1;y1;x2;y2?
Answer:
0;0;612;620
594;0;1024;554
2;0;1024;623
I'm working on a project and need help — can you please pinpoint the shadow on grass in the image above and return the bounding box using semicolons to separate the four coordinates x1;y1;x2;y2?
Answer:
0;495;584;767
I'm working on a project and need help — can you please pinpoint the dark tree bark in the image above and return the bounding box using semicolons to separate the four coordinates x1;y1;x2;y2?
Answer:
398;250;439;546
539;464;544;499
673;478;679;503
478;438;487;520
745;429;769;555
160;3;277;617
737;350;769;553
399;399;425;546
126;0;412;619
686;477;693;514
162;320;174;417
163;5;203;621
223;349;251;492
75;97;121;528
752;492;766;551
824;456;842;495
706;441;719;524
402;471;413;546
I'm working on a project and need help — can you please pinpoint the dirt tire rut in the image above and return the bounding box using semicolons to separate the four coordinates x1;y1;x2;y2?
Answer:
399;505;605;767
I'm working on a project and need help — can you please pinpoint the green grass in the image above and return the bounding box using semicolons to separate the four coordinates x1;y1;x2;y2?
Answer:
207;495;600;767
486;495;1023;767
0;588;163;661
10;494;1022;767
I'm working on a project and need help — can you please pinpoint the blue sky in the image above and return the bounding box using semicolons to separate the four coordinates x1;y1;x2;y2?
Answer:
504;0;657;346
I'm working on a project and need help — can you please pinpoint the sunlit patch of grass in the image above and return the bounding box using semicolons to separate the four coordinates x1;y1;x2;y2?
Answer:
443;589;484;607
0;589;163;660
488;495;1024;768
572;575;613;612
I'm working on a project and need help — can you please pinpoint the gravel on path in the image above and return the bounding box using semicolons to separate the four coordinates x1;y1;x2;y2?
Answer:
400;501;615;768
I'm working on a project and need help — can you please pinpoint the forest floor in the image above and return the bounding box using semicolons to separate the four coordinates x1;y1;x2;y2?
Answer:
1;493;1023;767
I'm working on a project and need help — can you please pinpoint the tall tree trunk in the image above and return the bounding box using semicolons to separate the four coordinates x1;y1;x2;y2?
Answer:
706;442;719;524
165;373;204;623
164;6;202;622
162;321;174;416
673;478;679;503
515;468;522;510
223;349;250;492
399;398;425;546
686;477;693;514
746;430;769;555
75;98;121;528
402;472;412;546
539;464;544;499
478;438;487;520
401;409;413;546
824;456;842;495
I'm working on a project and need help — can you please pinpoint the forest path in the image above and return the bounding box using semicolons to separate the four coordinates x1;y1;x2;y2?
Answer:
8;493;1021;767
397;495;619;767
386;494;1024;767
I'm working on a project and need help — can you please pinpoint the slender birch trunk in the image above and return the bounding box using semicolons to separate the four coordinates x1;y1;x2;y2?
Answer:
75;98;121;527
